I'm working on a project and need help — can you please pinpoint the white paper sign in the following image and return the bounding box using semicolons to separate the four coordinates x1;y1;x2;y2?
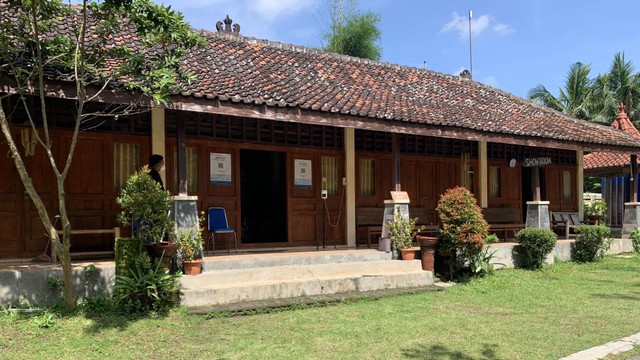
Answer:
210;153;232;185
294;159;312;189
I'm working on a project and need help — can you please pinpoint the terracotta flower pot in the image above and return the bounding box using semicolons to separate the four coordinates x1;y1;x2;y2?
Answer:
400;247;417;261
182;259;202;275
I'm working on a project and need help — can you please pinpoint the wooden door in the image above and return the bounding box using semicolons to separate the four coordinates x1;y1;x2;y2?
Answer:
0;131;24;256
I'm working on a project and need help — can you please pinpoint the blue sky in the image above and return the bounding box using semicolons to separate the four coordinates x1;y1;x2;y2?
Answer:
156;0;640;99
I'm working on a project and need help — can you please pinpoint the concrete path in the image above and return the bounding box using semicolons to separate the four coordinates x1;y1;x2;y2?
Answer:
560;332;640;360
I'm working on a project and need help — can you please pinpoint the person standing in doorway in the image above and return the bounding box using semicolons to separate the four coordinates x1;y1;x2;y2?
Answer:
148;154;165;190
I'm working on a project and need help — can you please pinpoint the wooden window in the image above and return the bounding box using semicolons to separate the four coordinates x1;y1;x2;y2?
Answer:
489;166;501;198
321;156;338;195
114;143;139;191
359;159;376;196
563;170;573;200
173;147;199;193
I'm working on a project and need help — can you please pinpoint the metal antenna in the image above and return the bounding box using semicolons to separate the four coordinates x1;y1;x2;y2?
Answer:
468;9;473;79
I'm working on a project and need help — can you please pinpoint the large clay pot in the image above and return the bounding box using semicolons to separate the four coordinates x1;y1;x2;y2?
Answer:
417;236;440;271
182;259;202;275
145;242;178;270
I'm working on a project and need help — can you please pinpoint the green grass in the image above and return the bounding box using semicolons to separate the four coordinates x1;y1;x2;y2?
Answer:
2;255;640;359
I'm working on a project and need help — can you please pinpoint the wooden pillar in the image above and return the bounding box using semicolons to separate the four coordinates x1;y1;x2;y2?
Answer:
151;107;166;182
478;141;488;208
177;116;187;195
631;154;638;203
345;128;356;247
576;151;584;220
392;133;400;191
533;167;541;201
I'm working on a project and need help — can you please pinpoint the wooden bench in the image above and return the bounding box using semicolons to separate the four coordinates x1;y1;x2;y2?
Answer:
482;208;525;241
550;211;582;239
356;207;385;248
356;207;437;248
53;227;120;262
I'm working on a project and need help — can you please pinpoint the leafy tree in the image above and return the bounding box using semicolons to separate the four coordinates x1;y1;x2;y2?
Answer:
0;0;203;309
322;0;382;60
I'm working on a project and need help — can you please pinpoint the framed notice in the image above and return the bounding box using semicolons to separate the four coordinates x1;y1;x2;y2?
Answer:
294;159;312;189
210;153;232;185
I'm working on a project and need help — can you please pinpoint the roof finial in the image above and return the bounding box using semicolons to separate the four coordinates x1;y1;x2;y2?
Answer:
216;15;240;34
619;102;626;114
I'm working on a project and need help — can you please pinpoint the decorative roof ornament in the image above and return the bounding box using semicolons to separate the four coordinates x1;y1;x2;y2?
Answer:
459;69;471;80
216;15;240;34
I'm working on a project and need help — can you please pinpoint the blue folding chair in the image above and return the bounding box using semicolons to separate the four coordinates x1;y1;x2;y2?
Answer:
207;207;238;254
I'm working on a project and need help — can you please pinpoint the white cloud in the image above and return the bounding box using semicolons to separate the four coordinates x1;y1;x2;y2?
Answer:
440;12;514;41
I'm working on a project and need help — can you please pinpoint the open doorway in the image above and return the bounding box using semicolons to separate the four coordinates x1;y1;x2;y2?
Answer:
240;149;287;244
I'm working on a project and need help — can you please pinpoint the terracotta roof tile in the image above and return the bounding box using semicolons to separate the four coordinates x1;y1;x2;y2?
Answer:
176;32;640;150
585;104;640;170
3;3;640;151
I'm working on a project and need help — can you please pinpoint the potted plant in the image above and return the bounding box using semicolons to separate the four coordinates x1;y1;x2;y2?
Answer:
173;213;205;275
116;166;177;267
584;199;606;224
385;209;423;260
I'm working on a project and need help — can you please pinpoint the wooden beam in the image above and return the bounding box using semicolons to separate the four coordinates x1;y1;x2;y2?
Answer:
166;97;640;154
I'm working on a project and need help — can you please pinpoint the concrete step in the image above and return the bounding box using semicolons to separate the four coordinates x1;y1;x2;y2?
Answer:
179;256;433;307
201;249;392;272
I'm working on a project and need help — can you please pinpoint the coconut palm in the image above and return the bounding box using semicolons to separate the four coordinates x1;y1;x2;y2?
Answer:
590;52;640;124
528;62;593;120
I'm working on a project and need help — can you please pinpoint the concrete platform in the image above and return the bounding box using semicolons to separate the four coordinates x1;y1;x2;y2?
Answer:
180;249;434;307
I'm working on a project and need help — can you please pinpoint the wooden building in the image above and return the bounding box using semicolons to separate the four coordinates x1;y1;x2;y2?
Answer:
2;16;640;259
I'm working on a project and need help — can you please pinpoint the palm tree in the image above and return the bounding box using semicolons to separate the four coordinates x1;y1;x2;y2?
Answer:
590;52;640;124
528;62;593;120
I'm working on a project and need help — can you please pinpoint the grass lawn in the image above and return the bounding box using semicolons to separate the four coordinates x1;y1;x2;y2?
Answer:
1;255;640;359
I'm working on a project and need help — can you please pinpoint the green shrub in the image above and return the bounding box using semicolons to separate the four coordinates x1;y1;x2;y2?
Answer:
113;253;181;314
114;237;142;278
436;186;489;279
630;228;640;253
574;225;612;262
514;228;557;269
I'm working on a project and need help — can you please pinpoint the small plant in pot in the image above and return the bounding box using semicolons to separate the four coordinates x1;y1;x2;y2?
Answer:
116;166;177;266
173;217;205;275
385;209;423;260
584;199;606;224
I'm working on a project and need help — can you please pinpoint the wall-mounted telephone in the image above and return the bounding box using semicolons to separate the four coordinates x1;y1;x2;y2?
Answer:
321;177;328;199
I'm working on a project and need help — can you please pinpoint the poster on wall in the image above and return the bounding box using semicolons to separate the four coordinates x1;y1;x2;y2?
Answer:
210;153;232;185
294;159;312;189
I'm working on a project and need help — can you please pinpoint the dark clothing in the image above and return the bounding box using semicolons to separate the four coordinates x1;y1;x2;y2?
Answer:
149;169;164;190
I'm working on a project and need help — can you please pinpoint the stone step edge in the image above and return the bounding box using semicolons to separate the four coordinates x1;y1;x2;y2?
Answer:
186;285;444;314
197;259;421;278
200;251;392;271
181;270;429;292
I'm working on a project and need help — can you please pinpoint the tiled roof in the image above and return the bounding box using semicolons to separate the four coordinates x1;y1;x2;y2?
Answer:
3;4;640;151
584;105;640;170
179;31;640;150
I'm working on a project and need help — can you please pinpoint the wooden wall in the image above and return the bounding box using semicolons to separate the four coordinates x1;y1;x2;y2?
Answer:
1;126;149;259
